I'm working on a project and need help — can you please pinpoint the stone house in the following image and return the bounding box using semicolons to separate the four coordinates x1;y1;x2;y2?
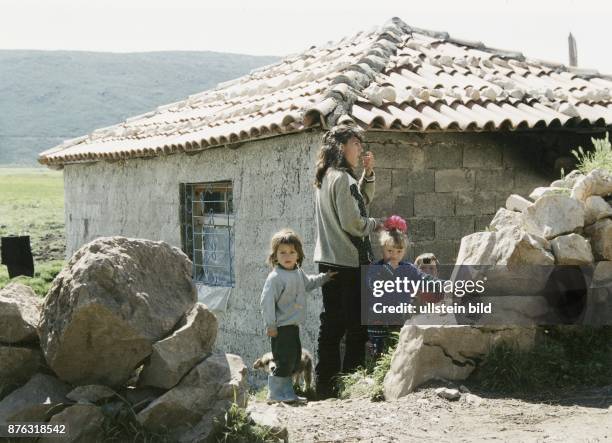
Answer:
39;18;612;366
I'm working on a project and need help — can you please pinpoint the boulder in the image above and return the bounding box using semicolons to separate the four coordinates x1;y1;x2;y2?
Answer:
136;353;248;440
123;387;165;412
246;405;289;442
139;303;218;389
571;168;612;201
523;194;585;239
38;236;197;386
550;169;584;189
457;227;554;267
584;219;612;260
580;261;612;326
529;186;569;200
0;374;71;424
0;283;42;344
0;346;43;398
40;404;105;443
489;208;523;231
383;325;536;399
505;194;531;212
473;295;552;325
584;195;612;225
551;233;594;265
66;385;116;404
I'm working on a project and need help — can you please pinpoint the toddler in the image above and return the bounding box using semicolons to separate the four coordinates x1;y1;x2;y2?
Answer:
260;229;335;403
367;216;438;357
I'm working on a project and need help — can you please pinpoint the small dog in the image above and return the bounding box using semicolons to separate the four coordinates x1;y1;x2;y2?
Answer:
253;349;313;391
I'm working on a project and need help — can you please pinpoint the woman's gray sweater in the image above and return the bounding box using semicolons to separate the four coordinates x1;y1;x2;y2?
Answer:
314;168;376;267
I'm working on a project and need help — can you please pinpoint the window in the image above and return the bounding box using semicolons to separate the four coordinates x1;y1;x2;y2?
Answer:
180;181;234;287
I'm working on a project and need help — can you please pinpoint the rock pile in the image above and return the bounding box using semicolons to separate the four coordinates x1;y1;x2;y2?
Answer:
385;168;612;399
0;237;247;443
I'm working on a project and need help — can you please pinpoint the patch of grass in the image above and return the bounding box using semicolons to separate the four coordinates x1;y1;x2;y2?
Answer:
0;260;64;296
213;402;283;443
473;326;612;396
250;385;270;403
336;331;400;401
572;132;612;173
0;167;65;263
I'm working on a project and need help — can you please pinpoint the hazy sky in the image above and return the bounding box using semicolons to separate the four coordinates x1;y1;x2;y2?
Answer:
2;0;612;73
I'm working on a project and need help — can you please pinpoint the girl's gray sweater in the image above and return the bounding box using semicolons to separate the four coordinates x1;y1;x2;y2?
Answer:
314;168;376;267
260;266;330;331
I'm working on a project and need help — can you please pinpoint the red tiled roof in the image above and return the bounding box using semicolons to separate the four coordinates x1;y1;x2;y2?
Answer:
39;18;612;166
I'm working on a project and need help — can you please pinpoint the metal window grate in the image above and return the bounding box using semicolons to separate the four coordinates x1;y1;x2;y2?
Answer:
181;181;234;287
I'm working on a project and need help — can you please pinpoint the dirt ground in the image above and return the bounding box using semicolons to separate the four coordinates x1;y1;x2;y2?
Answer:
251;384;612;442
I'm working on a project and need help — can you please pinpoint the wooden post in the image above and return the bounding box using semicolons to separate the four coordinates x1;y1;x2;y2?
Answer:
568;32;578;67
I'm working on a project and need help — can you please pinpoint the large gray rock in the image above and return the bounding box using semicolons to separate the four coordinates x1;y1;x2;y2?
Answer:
0;346;43;398
383;325;536;399
139;303;218;389
505;194;531;212
0;283;41;344
571;168;612;201
489;208;523;231
523;194;585;239
0;374;71;424
246;405;289;442
551;233;594;265
40;404;105;443
580;261;612;326
584;195;612;226
66;385;116;404
454;227;554;298
584;218;612;260
38;237;196;386
457;227;554;267
529;186;569;200
551;169;584;189
136;353;247;441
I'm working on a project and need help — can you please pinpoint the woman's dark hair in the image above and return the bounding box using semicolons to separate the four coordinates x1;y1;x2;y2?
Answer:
314;124;364;188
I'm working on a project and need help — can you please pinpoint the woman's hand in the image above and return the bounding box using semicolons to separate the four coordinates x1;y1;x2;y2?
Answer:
362;151;375;177
326;271;339;279
267;327;278;337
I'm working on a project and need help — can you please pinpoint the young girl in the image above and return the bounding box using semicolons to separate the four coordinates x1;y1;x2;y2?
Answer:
367;216;438;357
260;229;335;403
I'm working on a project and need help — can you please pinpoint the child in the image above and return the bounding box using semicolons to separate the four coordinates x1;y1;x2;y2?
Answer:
260;229;335;403
367;216;438;357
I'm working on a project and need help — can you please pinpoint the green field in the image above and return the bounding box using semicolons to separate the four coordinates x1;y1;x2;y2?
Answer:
0;167;65;295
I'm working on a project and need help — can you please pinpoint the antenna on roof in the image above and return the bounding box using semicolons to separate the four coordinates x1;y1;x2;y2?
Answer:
568;32;578;67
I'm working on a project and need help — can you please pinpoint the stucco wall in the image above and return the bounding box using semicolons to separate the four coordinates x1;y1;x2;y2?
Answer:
62;129;594;372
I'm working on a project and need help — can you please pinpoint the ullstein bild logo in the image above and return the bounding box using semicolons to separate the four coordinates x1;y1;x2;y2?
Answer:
360;264;612;326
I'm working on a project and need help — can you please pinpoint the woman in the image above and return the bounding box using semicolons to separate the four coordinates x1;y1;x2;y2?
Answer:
313;124;380;399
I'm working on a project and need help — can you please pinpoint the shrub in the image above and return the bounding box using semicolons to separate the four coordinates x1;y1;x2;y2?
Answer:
572;132;612;173
336;331;400;401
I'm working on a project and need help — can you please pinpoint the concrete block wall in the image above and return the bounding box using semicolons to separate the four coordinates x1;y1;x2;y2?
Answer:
365;131;594;264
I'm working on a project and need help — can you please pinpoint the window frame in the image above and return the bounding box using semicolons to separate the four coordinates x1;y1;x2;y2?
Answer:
180;180;235;287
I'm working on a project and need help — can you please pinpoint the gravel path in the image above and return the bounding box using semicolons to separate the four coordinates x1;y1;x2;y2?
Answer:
250;385;612;442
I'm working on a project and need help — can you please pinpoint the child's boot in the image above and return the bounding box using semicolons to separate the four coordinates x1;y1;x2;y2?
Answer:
280;377;307;404
267;375;289;403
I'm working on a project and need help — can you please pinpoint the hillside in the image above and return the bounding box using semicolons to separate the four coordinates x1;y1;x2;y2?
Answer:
0;50;279;165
